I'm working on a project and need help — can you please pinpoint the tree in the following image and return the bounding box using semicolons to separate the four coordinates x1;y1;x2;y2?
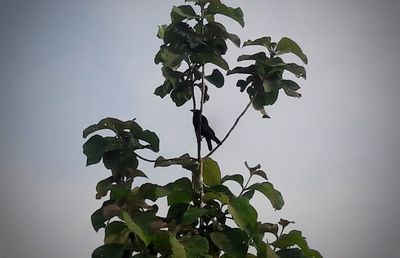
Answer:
82;1;322;257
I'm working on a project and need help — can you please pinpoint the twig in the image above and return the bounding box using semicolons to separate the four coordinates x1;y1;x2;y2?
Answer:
136;153;157;163
204;96;254;158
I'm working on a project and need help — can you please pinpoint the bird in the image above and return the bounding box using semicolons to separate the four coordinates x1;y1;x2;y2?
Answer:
191;109;222;151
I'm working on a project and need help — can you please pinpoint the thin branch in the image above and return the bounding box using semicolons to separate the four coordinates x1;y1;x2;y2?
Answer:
204;96;254;158
136;153;156;163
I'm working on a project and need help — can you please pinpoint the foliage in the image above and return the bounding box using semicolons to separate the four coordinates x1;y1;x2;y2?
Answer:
83;0;322;257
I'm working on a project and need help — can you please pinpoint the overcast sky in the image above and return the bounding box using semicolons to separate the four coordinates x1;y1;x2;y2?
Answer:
1;1;400;257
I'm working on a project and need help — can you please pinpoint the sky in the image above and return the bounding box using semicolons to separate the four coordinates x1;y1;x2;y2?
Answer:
0;0;400;257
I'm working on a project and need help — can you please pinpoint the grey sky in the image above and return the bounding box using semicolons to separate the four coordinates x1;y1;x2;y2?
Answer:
1;1;399;257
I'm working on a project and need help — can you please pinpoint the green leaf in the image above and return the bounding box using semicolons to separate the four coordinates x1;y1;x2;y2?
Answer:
167;203;190;222
181;207;208;224
252;170;268;181
228;196;258;230
243;37;272;48
155;46;184;67
206;0;244;27
155;80;173;98
227;33;241;47
104;221;129;244
191;52;229;70
221;174;244;187
171;5;199;23
95;176;114;199
203;157;221;186
248;182;284;210
273;230;322;258
284;63;306;79
140;183;169;201
154;154;196;172
237;52;268;63
171;83;193;107
210;229;249;258
181;235;210;258
276;37;308;64
91;207;106;232
122;211;152;247
83;117;137;138
240;190;255;199
253;89;279;109
280;80;302;98
227;65;255;75
92;244;125;258
260;223;279;237
167;190;192;205
169;234;187;258
205;69;225;88
203;192;229;205
276;248;308;258
83;135;108;166
157;24;168;40
140;130;160;152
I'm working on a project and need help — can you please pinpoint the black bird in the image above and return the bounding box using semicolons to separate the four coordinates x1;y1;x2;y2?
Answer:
191;109;222;151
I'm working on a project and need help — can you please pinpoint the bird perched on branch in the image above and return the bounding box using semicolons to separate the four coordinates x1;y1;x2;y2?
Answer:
191;109;222;151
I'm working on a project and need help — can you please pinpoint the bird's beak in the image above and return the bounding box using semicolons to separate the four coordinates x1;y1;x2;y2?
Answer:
190;109;194;112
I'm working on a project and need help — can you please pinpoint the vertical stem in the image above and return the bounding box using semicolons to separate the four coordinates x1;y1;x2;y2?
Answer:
193;3;206;208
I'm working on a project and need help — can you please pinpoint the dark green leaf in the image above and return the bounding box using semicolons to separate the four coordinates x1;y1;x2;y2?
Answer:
104;221;129;245
248;182;284;210
155;46;184;67
155;80;173;98
243;37;272;48
162;66;184;87
252;170;268;181
205;69;224;88
284;63;306;79
171;84;193;106
280;80;302;98
96;176;114;199
203;192;229;205
240;190;255;199
237;52;268;62
181;235;210;258
154;154;196;171
83;135;108;166
206;0;244;27
140;183;169;201
221;174;244;187
227;33;241;47
122;211;153;247
276;248;308;258
228;196;258;230
181;207;208;224
227;65;255;75
91;207;106;232
273;230;322;258
167;203;190;222
203;157;221;186
191;52;229;70
171;5;199;23
253;89;279;109
210;228;249;258
92;244;125;258
276;37;308;64
140;130;160;152
167;190;192;205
